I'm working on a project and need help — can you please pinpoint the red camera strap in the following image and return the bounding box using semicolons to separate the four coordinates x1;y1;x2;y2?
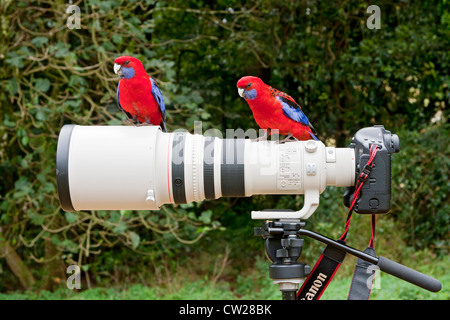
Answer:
340;144;379;242
345;146;379;299
297;145;379;300
297;240;346;300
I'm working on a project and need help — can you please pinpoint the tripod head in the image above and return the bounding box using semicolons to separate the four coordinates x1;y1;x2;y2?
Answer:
254;217;309;300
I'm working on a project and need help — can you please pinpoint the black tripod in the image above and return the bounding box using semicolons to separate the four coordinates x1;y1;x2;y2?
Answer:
254;212;442;300
255;219;309;300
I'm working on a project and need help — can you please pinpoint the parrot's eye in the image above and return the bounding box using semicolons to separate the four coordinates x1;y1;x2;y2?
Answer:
124;61;130;65
246;83;252;88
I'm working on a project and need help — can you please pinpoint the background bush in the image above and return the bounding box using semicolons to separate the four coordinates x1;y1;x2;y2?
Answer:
0;0;448;295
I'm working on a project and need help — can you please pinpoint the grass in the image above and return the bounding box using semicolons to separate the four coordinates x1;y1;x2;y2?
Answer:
0;255;447;300
321;270;449;300
321;252;449;300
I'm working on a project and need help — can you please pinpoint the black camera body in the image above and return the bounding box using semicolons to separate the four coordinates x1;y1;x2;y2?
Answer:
344;125;400;214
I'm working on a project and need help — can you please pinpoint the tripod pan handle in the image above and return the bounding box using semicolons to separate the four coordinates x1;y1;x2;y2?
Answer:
377;256;442;292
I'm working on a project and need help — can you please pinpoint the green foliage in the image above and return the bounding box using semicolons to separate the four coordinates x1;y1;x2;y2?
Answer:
391;124;449;253
0;0;448;297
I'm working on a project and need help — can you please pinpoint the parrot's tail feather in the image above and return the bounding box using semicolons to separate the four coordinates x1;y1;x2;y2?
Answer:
309;132;319;141
160;121;167;132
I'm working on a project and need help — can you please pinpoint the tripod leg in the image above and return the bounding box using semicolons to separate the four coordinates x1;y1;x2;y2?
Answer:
282;290;298;300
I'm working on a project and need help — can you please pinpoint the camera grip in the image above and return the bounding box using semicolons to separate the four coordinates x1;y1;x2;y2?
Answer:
377;256;442;292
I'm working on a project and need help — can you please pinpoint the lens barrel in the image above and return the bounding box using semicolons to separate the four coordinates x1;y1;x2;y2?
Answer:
56;125;355;214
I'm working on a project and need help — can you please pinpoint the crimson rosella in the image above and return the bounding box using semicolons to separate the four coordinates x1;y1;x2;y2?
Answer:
237;76;318;141
114;56;166;131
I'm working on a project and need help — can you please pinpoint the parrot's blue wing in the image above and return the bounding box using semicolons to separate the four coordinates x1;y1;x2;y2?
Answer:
116;81;123;111
150;77;167;132
116;81;133;120
277;96;318;140
150;77;166;119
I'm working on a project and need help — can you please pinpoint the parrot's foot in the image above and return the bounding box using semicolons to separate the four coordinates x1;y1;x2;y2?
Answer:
134;117;153;127
277;134;298;144
123;119;135;126
124;118;138;126
134;117;152;127
135;122;151;127
125;115;140;126
251;133;268;142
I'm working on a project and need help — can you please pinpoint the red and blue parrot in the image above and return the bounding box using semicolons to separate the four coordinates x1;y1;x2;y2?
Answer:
237;76;318;141
114;56;166;132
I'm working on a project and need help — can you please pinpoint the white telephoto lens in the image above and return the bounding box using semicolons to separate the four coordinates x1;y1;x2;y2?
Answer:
56;125;355;219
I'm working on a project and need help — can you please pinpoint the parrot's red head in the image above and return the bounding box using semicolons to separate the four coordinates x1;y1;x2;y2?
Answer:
114;56;147;79
236;76;265;101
